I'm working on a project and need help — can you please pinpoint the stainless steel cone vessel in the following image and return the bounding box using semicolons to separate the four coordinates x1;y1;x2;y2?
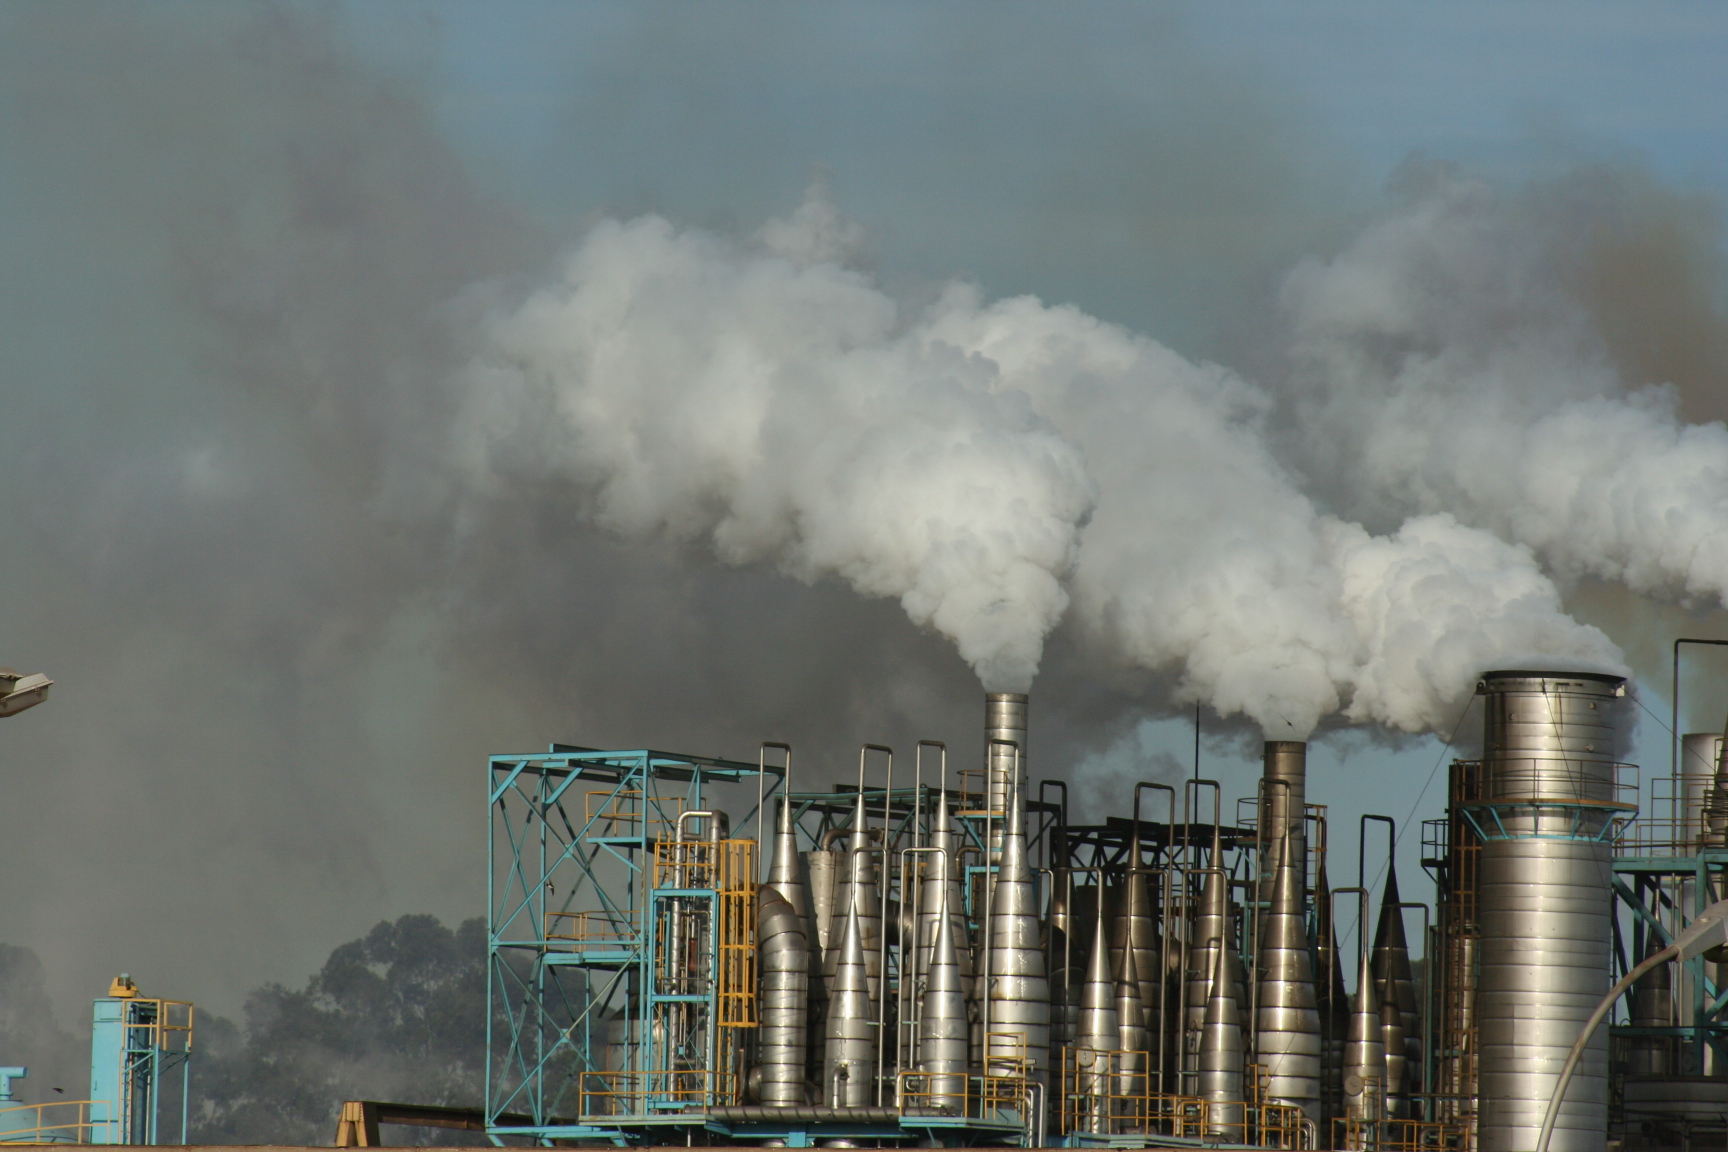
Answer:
1315;857;1347;1126
919;790;973;1000
1111;858;1161;1040
1114;910;1148;1102
825;791;882;1002
755;884;811;1105
918;851;970;1115
1197;922;1244;1138
1371;865;1419;1115
767;795;825;1010
985;776;1051;1079
824;895;878;1106
1185;867;1230;1079
1254;827;1321;1120
1344;946;1386;1128
1075;888;1120;1133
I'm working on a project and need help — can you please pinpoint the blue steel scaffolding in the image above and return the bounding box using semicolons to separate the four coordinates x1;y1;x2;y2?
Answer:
484;744;1038;1147
486;745;776;1145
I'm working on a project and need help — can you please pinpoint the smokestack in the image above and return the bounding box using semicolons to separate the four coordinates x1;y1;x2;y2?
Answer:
1474;670;1626;1152
1261;741;1307;872
985;692;1028;859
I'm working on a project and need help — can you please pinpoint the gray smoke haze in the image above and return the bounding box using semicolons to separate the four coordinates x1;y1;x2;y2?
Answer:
0;0;1725;1096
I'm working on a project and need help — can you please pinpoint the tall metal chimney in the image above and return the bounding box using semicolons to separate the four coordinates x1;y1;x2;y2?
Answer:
1472;670;1628;1152
985;692;1028;860
1261;741;1307;899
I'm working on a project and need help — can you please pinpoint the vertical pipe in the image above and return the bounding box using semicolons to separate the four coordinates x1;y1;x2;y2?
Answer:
985;693;1028;861
1261;742;1308;896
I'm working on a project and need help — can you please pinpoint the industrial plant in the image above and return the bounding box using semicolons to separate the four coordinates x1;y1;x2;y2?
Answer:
484;670;1728;1150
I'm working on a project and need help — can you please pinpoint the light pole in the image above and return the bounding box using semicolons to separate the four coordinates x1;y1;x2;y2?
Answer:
1536;897;1728;1152
0;668;51;717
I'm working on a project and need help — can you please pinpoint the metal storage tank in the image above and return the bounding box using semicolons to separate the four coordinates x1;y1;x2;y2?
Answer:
1472;670;1629;1152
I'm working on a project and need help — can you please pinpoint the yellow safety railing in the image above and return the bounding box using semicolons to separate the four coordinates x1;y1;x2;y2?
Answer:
1054;1046;1206;1139
586;790;685;836
1332;1115;1472;1150
545;909;637;945
894;1070;969;1117
0;1099;97;1144
574;1068;743;1118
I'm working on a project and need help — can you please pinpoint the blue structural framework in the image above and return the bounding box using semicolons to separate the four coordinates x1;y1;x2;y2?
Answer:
486;745;778;1146
87;988;193;1145
485;744;1041;1148
1611;848;1728;1071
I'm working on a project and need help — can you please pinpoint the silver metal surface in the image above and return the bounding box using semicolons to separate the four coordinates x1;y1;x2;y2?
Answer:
1475;669;1624;1152
917;791;973;1001
1184;867;1230;1084
824;792;882;1002
985;776;1051;1078
1113;919;1148;1101
1371;866;1418;1116
1261;741;1308;884
1477;837;1612;1152
1197;925;1243;1137
1314;858;1347;1127
1344;945;1386;1126
756;885;811;1105
1074;884;1119;1132
1110;865;1161;1040
805;849;839;960
917;850;969;1114
985;692;1027;859
1254;828;1321;1121
823;894;878;1106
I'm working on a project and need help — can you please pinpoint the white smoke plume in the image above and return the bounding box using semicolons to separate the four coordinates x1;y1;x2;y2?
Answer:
457;188;1624;735
455;202;1096;692
918;291;1621;735
1282;168;1728;613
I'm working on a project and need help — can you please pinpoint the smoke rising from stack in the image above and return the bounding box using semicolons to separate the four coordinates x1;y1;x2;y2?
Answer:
460;188;1625;734
1283;164;1728;618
